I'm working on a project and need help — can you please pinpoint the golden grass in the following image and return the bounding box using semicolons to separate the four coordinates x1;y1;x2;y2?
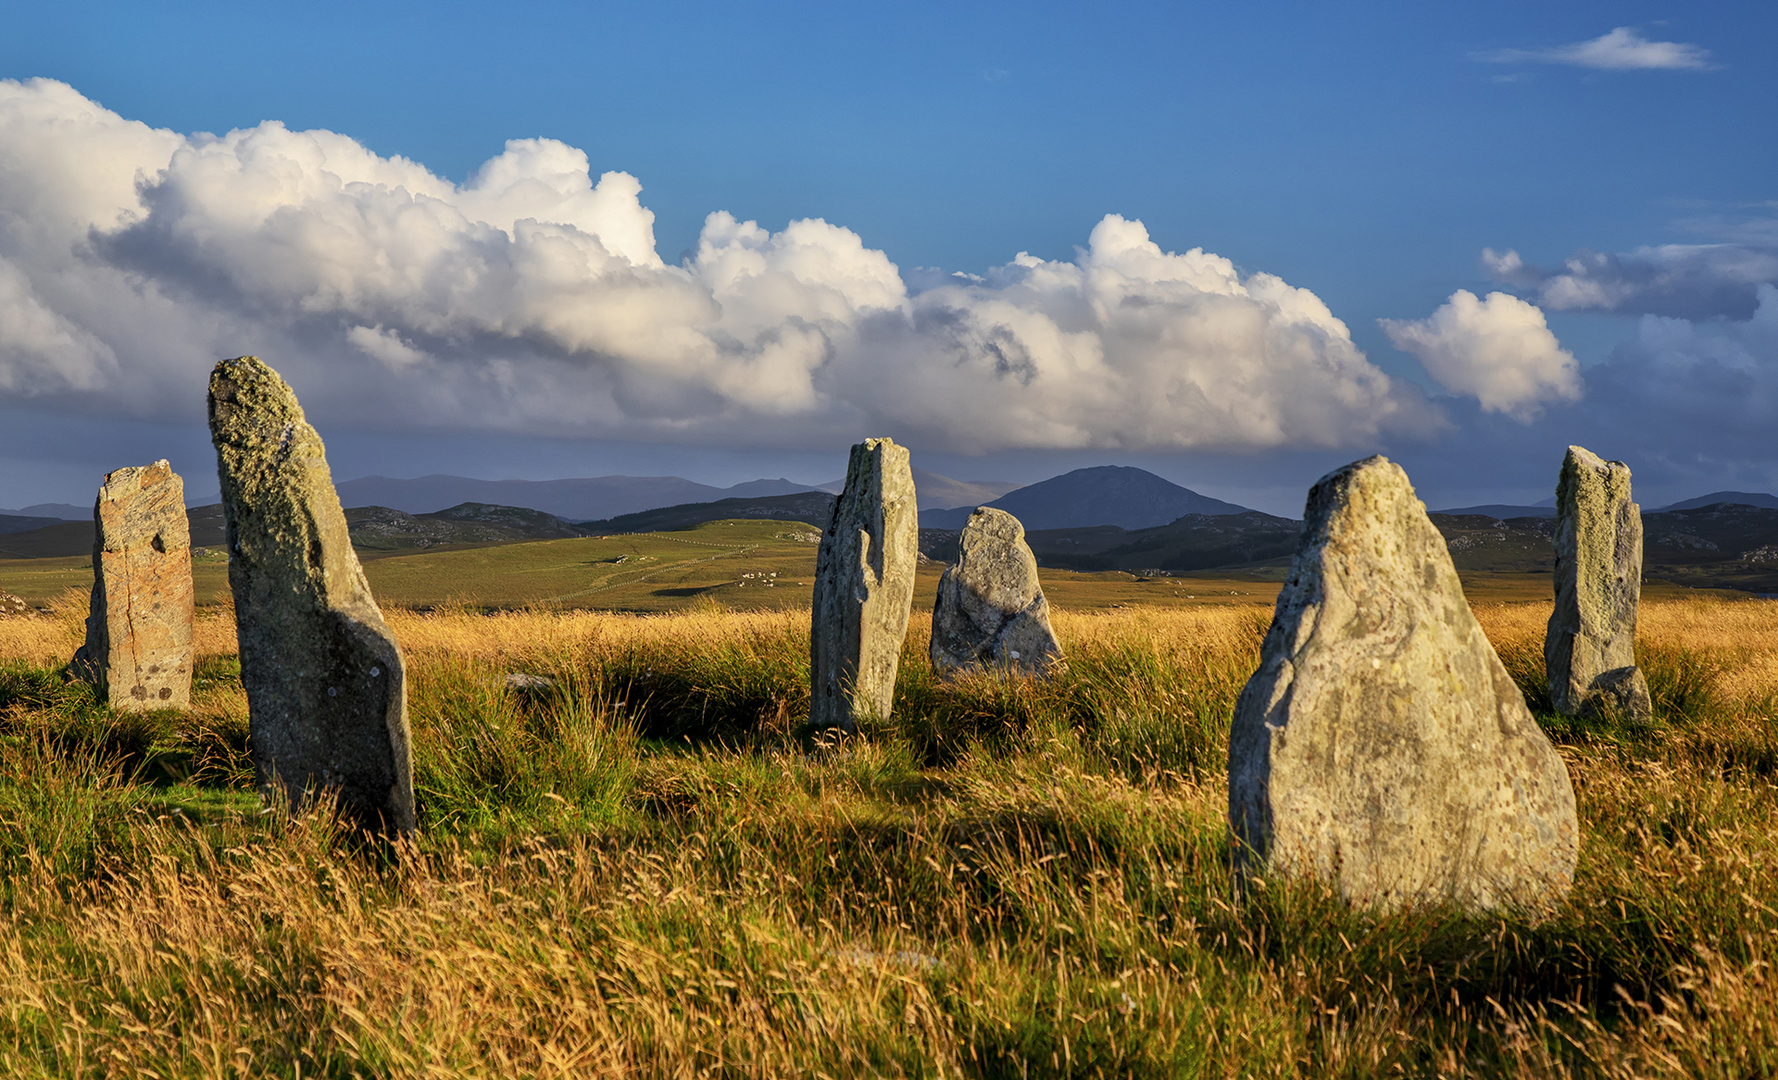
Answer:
4;592;1778;1075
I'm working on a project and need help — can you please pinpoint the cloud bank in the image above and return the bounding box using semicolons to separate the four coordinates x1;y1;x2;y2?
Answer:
0;78;1447;455
1484;244;1778;321
1482;27;1715;71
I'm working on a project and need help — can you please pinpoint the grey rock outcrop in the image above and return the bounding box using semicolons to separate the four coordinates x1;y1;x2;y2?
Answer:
69;461;194;710
929;507;1061;677
209;356;414;834
1546;446;1651;722
809;438;918;734
1228;456;1578;912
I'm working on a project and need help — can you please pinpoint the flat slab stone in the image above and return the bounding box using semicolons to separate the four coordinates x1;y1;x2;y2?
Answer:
1546;445;1651;722
1228;455;1578;912
809;437;918;733
69;461;194;710
930;507;1061;677
209;356;414;834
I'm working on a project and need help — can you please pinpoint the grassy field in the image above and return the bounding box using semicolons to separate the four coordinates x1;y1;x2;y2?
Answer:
0;516;1747;620
3;572;1778;1076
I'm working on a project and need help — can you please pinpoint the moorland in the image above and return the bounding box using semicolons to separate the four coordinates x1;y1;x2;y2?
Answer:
0;518;1776;1075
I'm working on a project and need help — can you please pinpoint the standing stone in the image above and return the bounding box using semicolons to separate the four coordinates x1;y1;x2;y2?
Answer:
809;438;918;734
929;507;1062;677
1546;446;1651;722
208;356;414;834
1228;456;1578;912
69;461;195;710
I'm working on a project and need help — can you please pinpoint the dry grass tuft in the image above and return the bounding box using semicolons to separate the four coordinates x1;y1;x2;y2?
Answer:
0;593;1777;1075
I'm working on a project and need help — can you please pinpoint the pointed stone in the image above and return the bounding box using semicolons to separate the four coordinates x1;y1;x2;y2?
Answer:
1228;456;1578;912
929;507;1062;677
208;356;414;833
1546;446;1651;722
809;438;918;734
69;461;194;710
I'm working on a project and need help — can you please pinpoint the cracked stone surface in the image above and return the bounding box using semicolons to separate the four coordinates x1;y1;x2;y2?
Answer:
209;356;414;833
1228;455;1578;912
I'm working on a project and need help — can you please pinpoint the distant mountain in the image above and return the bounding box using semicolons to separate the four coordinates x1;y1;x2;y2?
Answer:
920;466;1253;530
0;502;87;521
1657;491;1778;512
332;474;830;520
582;492;837;534
909;468;1023;511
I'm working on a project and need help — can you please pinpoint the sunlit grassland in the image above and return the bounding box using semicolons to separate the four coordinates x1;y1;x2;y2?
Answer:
2;591;1778;1076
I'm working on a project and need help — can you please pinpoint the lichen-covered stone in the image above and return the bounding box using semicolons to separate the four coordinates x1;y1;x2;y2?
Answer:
809;438;918;733
0;592;33;618
1228;456;1578;912
209;356;414;833
930;507;1061;677
69;461;194;710
1546;446;1651;722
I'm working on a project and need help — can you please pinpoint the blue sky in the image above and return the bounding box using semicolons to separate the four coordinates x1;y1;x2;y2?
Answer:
0;1;1773;514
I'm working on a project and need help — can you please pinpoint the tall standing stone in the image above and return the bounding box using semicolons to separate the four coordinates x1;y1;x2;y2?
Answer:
69;461;195;710
929;507;1062;677
1228;456;1578;912
208;356;414;834
1546;446;1651;722
809;437;918;734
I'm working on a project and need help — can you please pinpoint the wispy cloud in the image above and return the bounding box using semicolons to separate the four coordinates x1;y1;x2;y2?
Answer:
1480;26;1714;71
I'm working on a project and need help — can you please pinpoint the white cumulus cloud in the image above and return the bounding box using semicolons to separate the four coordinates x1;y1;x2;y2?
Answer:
1482;27;1715;71
1381;290;1581;421
0;77;1435;453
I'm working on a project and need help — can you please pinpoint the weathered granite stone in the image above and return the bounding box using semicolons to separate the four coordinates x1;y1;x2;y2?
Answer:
809;437;918;733
929;507;1062;677
1546;446;1652;722
208;356;414;833
0;592;31;618
68;461;195;710
1228;456;1578;912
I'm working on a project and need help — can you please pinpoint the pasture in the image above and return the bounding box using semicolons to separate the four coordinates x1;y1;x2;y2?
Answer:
0;537;1776;1075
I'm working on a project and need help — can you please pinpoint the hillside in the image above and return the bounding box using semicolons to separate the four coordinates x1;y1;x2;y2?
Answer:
0;513;75;537
1658;491;1778;512
582;492;837;534
1010;511;1301;574
333;474;826;520
920;465;1252;530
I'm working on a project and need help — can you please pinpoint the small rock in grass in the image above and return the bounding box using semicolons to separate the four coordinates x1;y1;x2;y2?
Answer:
929;507;1061;677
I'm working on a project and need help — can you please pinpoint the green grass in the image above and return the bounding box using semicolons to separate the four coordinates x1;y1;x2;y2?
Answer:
0;602;1777;1075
